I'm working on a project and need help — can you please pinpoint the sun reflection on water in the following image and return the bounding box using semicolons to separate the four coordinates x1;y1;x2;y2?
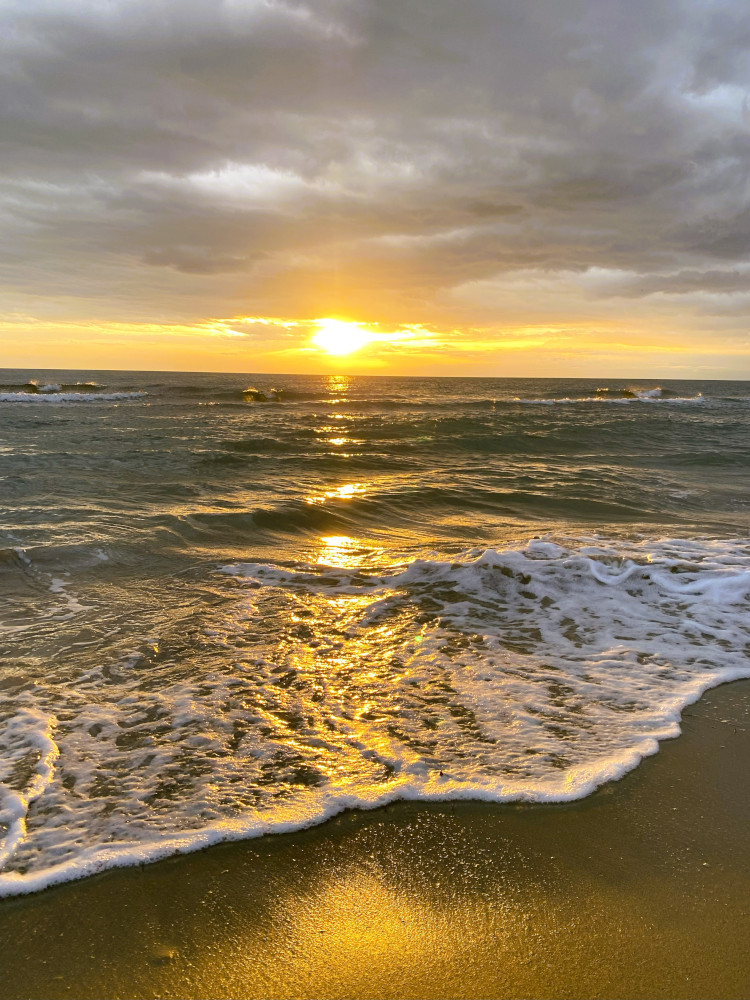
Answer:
306;483;367;505
317;535;364;569
325;374;351;395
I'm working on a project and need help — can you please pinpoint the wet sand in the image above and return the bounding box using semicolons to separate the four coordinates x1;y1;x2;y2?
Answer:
1;681;749;1000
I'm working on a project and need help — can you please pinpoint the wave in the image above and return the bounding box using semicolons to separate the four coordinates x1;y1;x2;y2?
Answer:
144;487;660;544
72;379;728;411
0;380;105;394
208;387;711;411
2;534;749;897
241;386;285;402
0;390;146;403
514;388;704;405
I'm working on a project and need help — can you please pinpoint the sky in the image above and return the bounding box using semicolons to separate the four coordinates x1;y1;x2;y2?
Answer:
1;0;750;377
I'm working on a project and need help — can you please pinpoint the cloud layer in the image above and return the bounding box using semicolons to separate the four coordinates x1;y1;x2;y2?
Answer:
1;0;749;373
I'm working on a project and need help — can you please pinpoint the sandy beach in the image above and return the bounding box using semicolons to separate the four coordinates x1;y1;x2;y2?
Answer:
0;679;747;1000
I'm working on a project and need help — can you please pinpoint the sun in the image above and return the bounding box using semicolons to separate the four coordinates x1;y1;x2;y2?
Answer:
312;318;376;355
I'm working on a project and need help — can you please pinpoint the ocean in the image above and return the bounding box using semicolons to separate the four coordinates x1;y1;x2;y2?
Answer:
1;369;749;897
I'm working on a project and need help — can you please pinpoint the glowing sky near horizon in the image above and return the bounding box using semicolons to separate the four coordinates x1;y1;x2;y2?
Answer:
1;0;750;376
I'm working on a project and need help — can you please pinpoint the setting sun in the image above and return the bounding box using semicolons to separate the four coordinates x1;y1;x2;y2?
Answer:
312;318;376;356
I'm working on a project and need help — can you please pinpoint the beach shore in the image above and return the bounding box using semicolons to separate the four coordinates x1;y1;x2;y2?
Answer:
1;680;748;1000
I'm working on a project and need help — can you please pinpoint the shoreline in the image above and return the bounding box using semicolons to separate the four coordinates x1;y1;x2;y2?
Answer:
1;679;749;999
0;661;740;903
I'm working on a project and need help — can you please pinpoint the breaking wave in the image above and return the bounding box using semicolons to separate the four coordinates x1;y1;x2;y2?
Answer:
514;387;704;405
1;534;748;897
0;384;146;403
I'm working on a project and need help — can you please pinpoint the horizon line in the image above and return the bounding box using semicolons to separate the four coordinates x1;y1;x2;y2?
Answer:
0;366;748;383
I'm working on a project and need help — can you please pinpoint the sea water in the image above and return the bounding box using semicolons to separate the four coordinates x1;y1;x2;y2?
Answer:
0;371;748;895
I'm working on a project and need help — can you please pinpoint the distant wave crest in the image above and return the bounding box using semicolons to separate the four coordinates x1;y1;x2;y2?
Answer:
514;387;703;405
0;381;146;403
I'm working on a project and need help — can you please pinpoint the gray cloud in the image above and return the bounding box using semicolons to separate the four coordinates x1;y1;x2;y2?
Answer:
1;0;749;345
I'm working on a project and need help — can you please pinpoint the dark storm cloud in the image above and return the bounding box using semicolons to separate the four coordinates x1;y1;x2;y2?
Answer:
1;0;749;327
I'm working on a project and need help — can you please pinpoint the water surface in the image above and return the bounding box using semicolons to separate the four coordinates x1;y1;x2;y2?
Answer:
1;371;748;894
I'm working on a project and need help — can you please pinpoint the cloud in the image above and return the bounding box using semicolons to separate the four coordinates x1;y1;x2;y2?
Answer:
0;0;749;371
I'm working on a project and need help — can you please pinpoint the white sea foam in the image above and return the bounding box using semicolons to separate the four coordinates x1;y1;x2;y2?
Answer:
0;551;89;636
514;390;704;405
48;576;89;616
0;711;59;871
1;535;749;897
0;391;146;403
